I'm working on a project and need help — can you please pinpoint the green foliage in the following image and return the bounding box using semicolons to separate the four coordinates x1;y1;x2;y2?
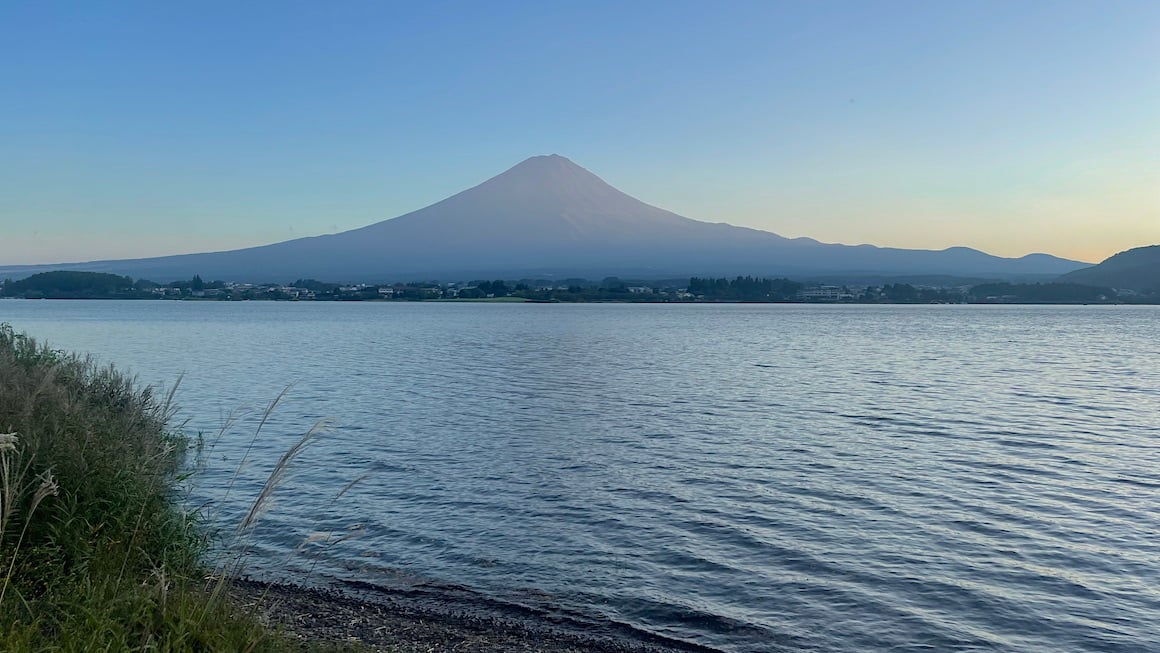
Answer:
882;283;919;302
600;277;626;292
291;278;340;293
0;324;316;652
689;276;803;301
0;271;134;298
169;275;225;291
855;284;963;303
475;280;510;296
968;282;1117;303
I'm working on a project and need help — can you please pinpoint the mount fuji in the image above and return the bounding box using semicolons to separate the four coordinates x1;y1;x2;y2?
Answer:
1;155;1086;282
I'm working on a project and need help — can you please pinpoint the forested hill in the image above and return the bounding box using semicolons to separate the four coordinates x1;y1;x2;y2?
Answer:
0;271;138;298
1058;245;1160;292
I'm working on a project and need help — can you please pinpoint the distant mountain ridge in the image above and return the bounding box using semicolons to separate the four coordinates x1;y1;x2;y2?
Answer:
1058;245;1160;291
0;155;1088;283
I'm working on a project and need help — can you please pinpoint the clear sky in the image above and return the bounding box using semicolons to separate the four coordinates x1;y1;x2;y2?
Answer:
2;1;1157;265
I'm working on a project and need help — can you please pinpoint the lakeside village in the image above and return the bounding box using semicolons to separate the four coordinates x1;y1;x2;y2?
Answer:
0;270;1149;304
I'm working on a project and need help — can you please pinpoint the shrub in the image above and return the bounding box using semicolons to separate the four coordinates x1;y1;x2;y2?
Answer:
0;324;306;651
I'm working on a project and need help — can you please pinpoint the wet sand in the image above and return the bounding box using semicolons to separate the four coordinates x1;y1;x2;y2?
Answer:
231;578;720;652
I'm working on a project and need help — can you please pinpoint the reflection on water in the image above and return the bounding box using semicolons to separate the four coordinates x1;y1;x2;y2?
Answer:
3;302;1158;652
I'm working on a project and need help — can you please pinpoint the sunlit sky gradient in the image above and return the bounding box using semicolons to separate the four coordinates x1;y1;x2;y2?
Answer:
2;1;1157;265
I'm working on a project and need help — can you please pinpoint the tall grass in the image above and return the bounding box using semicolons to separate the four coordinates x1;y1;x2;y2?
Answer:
0;323;343;651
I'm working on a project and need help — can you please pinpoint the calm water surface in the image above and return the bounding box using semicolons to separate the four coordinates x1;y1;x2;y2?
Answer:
2;301;1158;652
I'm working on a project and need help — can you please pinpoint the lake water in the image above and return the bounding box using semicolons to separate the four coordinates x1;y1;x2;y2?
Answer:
2;301;1158;652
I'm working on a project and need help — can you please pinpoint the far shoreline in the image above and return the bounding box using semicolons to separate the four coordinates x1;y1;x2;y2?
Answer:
4;270;1153;304
1;297;1155;306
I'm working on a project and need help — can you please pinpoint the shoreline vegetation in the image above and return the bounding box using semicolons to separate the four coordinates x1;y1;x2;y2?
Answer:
0;323;285;651
1;270;1154;304
0;324;703;652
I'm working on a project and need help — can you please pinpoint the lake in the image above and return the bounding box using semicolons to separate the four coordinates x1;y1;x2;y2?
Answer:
1;301;1157;652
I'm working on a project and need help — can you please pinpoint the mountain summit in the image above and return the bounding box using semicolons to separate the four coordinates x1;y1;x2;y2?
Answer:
350;154;781;248
0;155;1086;282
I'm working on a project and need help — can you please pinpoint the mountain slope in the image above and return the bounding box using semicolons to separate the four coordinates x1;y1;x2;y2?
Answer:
1058;245;1160;291
0;155;1087;282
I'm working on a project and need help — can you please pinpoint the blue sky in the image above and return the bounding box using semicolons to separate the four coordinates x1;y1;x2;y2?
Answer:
1;0;1157;265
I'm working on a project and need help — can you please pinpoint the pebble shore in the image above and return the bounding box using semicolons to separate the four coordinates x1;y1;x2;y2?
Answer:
231;579;719;653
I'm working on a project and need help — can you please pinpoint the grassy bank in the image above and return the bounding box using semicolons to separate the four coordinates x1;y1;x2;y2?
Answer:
0;324;324;651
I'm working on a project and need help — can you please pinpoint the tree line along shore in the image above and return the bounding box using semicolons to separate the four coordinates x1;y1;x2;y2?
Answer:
2;270;1152;304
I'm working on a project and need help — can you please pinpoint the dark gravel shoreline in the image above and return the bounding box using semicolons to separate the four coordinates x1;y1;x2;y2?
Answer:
231;578;722;653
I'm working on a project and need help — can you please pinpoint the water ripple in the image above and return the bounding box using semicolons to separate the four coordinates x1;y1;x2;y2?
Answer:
3;302;1158;652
